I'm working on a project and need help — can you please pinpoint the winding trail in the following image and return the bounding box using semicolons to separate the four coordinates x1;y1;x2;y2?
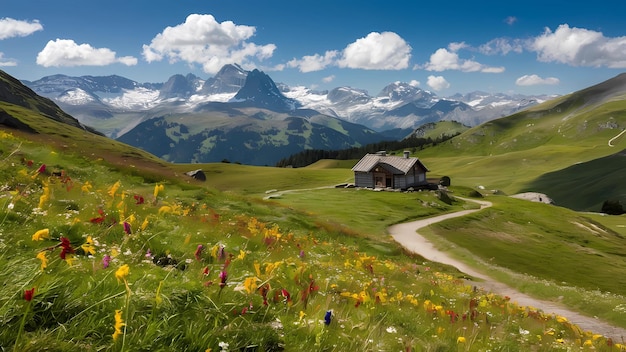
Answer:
389;198;626;340
608;129;626;147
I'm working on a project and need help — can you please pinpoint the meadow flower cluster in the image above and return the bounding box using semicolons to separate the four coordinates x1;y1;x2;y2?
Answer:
0;130;623;351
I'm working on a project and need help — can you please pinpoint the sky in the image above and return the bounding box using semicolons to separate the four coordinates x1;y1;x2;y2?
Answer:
2;0;626;97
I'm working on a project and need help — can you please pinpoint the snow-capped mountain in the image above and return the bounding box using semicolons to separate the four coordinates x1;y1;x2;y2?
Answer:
22;64;555;138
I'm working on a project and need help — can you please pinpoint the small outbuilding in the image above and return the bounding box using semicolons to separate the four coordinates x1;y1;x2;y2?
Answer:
351;151;429;190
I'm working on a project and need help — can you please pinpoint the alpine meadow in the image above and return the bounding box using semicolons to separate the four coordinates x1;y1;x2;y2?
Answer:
1;61;626;352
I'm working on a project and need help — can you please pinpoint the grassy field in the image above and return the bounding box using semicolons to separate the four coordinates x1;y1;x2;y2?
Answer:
3;125;623;351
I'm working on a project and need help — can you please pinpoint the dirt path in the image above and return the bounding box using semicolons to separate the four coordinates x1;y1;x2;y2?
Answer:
388;198;626;340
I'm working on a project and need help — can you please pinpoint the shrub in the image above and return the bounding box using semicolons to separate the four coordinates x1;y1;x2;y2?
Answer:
601;199;625;215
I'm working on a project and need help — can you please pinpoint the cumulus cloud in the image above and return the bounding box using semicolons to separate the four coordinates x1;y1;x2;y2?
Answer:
0;53;17;66
422;43;504;73
530;24;626;68
338;31;411;70
36;39;137;67
142;14;276;74
479;38;524;56
409;79;420;87
427;75;450;91
0;18;43;40
515;74;560;86
287;50;338;72
322;75;335;83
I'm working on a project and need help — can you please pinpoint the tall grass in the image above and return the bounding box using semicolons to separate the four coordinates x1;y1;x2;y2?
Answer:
0;129;623;351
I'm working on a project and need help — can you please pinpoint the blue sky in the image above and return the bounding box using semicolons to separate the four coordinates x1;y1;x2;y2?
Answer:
2;0;626;96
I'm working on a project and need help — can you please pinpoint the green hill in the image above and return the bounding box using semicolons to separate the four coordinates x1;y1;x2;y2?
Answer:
419;73;626;210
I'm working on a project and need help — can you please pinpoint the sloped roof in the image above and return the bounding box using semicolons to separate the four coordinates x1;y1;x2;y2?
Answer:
351;154;429;174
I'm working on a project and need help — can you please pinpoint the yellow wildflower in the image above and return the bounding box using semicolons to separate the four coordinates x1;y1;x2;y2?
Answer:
65;256;76;266
141;217;149;231
32;228;50;241
243;277;259;294
299;311;306;321
36;251;48;271
81;236;96;256
153;183;164;198
108;181;121;198
112;309;125;341
38;183;50;209
81;181;92;193
583;339;593;347
253;262;261;277
237;249;246;260
457;336;466;344
115;264;130;283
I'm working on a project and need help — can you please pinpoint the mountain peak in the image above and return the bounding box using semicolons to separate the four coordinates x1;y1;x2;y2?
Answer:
200;64;248;95
233;69;299;111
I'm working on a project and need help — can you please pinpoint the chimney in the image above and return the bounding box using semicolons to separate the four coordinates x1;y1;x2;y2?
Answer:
403;151;410;159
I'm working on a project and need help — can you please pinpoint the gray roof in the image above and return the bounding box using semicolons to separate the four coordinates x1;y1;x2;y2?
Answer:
351;154;429;174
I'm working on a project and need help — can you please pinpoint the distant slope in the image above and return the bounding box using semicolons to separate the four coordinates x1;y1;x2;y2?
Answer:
0;70;100;134
419;73;626;210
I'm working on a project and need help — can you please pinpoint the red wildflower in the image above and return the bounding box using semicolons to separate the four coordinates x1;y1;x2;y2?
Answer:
122;221;131;234
258;283;270;306
202;266;210;276
24;287;35;301
194;245;204;261
90;209;106;224
133;194;145;205
281;288;292;303
37;164;46;174
59;237;74;259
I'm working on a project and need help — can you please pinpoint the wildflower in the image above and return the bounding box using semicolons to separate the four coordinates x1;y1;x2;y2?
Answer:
141;217;149;231
243;277;258;294
237;249;246;260
219;270;227;289
324;310;332;325
583;340;593;347
81;236;96;256
259;283;270;306
281;288;292;304
112;309;125;341
133;194;144;205
195;245;204;261
108;181;121;198
457;336;466;344
24;287;35;301
7;202;14;210
102;255;111;269
59;237;74;259
31;164;46;178
299;310;306;322
116;264;130;283
90;209;106;224
32;228;50;241
122;221;131;234
36;251;48;271
81;181;92;193
218;341;229;351
153;184;164;198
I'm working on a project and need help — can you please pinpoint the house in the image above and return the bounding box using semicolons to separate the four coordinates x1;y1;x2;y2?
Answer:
351;151;429;190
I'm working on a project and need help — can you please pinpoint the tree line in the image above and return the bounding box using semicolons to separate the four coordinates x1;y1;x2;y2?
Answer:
275;133;459;168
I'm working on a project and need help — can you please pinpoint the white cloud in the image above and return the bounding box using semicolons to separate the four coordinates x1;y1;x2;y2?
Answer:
322;75;335;83
479;38;524;56
0;53;17;66
505;16;517;25
142;14;276;74
36;39;138;67
0;18;43;40
409;79;420;87
287;50;338;72
515;74;560;86
338;31;411;70
422;46;504;73
427;75;450;91
530;24;626;68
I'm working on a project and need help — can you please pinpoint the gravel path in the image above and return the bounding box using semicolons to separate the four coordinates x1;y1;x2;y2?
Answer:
388;198;626;340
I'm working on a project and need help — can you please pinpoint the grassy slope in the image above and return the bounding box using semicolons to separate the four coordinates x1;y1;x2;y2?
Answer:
417;85;626;210
3;111;623;350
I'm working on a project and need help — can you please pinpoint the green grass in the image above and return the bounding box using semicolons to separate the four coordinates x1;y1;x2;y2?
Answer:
2;127;620;351
419;195;626;327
